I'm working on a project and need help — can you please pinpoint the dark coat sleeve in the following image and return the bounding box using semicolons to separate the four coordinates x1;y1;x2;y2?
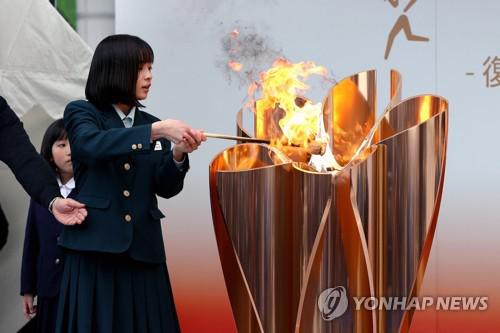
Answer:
0;204;8;251
154;147;190;199
0;96;60;208
20;200;39;296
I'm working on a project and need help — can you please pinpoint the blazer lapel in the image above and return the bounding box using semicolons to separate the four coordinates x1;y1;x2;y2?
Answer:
68;189;77;199
132;109;147;127
101;105;125;129
101;106;147;128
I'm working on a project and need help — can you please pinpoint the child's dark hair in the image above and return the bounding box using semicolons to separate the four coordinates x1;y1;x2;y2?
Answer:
85;34;154;109
40;119;67;171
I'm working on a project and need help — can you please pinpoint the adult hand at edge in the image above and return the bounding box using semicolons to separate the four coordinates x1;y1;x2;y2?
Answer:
53;198;87;225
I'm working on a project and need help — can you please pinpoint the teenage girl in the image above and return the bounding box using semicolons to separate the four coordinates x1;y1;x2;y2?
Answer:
56;34;205;332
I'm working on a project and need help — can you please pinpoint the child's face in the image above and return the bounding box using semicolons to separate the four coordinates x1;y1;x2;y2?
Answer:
52;138;72;177
136;62;153;101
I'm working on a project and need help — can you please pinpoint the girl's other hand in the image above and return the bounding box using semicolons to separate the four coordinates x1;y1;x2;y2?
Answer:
22;294;36;320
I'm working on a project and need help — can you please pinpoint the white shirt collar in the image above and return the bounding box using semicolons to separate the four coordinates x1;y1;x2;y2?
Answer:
113;104;136;125
57;177;75;198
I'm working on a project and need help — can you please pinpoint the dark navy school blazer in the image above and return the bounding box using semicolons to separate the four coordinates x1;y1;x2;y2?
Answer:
60;100;189;264
20;196;71;298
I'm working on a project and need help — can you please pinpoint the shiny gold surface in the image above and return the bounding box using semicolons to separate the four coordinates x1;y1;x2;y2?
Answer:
373;95;447;333
322;70;376;166
236;109;252;140
210;70;448;333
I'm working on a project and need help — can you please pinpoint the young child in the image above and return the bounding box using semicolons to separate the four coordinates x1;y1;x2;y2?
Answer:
20;119;74;333
56;34;205;332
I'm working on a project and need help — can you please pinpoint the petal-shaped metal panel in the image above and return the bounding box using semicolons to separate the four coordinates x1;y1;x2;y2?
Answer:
322;70;376;166
372;95;447;333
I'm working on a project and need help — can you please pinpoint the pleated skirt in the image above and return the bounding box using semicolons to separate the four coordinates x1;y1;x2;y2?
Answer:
55;251;180;333
36;295;59;333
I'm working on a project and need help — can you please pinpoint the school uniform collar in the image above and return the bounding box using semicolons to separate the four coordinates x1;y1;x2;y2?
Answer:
100;104;147;128
57;177;75;198
113;104;136;127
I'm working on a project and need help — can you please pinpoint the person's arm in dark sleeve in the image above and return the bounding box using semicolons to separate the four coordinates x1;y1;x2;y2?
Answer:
0;97;60;207
0;204;9;251
64;100;152;166
20;200;39;296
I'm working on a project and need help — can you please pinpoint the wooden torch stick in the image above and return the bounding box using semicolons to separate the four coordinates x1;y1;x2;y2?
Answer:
204;132;326;155
204;132;270;144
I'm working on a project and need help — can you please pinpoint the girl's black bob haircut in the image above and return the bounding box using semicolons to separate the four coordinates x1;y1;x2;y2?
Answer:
40;119;68;172
85;34;154;109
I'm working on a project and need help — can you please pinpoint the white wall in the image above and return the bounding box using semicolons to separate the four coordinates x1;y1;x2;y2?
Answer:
77;0;114;50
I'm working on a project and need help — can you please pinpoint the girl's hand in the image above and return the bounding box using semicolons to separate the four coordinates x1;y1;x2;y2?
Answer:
22;294;36;319
173;129;206;157
151;120;205;145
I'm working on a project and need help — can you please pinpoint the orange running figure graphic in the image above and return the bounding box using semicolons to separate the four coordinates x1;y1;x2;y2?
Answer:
384;0;429;59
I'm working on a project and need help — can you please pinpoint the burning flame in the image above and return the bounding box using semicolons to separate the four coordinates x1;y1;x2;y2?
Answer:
254;58;328;148
230;29;240;38
227;29;243;72
237;57;340;172
279;101;322;147
228;60;243;72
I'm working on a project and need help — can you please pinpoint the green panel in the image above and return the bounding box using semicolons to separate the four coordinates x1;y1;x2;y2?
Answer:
56;0;77;30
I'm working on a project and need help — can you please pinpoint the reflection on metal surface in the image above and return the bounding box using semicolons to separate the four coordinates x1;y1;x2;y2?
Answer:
236;109;252;140
323;70;376;166
210;70;448;333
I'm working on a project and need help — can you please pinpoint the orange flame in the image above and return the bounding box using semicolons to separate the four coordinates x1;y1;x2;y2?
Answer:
228;60;243;72
254;58;328;148
230;29;239;38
